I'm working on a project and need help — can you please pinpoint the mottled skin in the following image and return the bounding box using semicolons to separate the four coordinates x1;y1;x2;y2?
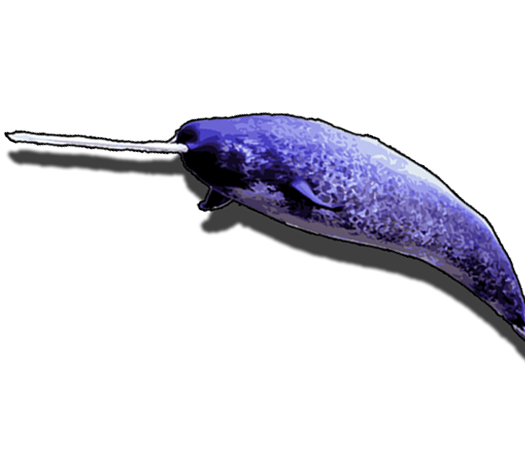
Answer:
176;114;525;337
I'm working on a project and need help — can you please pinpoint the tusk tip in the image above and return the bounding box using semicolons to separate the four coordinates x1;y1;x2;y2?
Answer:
8;134;28;142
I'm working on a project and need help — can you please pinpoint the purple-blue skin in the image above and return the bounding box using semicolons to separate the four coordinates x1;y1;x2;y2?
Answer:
175;114;525;338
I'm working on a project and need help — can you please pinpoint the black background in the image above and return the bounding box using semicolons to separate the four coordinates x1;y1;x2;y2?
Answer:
4;112;525;363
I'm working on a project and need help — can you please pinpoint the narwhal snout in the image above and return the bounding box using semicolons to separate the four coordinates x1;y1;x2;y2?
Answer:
175;120;229;152
175;124;199;147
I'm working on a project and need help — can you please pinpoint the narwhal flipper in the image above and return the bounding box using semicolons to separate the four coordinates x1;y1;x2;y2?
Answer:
198;189;232;211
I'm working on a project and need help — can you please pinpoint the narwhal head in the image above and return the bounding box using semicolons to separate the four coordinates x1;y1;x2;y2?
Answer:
174;118;252;194
174;115;348;213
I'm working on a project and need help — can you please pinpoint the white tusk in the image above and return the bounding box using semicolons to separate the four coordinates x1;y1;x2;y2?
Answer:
9;134;189;153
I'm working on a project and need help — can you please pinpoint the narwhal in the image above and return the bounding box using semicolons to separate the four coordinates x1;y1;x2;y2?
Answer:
6;114;525;341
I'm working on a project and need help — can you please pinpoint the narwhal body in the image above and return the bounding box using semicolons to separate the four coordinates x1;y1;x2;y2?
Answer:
6;113;525;339
177;115;524;335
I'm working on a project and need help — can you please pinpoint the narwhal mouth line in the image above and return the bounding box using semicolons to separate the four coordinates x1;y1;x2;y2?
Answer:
5;113;525;346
